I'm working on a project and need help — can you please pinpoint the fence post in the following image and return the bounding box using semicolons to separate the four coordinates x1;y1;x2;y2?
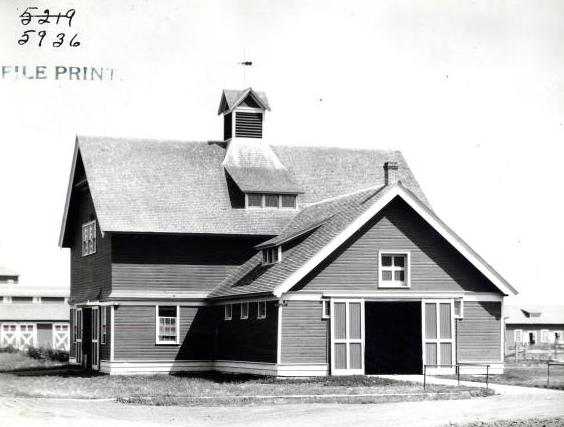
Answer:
486;365;489;393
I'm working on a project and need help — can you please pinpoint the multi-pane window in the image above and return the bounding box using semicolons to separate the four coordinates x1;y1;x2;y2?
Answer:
240;302;249;320
257;301;267;319
247;193;263;207
82;221;97;256
379;252;410;288
246;193;297;209
262;247;281;265
156;306;178;344
321;300;330;319
224;304;232;320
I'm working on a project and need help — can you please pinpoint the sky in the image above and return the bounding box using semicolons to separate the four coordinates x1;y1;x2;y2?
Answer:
0;0;563;305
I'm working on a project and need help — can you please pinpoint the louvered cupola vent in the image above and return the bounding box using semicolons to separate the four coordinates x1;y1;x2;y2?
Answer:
218;88;270;142
235;112;263;138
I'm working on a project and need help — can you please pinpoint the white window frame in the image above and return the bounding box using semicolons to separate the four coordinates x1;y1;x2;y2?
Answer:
262;246;282;266
18;323;37;349
540;329;550;344
280;194;297;209
155;305;180;345
514;329;523;344
81;220;97;256
257;301;267;319
224;304;232;321
527;330;537;345
378;251;411;288
246;193;264;209
322;300;330;319
2;296;12;304
240;302;249;320
422;300;455;369
100;307;107;344
32;297;41;304
555;331;563;344
245;193;298;210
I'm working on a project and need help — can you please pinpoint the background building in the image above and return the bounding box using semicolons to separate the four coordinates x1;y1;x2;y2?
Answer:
0;267;69;351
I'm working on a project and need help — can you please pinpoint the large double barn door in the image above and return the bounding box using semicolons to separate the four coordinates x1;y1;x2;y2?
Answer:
331;300;365;375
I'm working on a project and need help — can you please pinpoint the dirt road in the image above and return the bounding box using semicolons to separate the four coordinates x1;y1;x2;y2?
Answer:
1;385;563;427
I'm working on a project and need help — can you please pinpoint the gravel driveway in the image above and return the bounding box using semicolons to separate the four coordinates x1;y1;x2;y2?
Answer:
1;384;563;427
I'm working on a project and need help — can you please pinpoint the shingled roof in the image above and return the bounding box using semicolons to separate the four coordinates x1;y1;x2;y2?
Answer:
210;183;517;299
505;306;564;325
218;88;270;114
59;137;427;245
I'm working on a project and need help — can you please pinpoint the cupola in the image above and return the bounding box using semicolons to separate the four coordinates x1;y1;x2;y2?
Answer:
218;88;270;141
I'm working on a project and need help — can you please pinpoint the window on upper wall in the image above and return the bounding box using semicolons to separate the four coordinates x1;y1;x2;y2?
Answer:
82;220;97;256
257;301;267;319
240;302;249;320
224;304;232;320
12;297;33;303
155;305;179;344
262;246;281;265
378;252;410;288
245;193;297;209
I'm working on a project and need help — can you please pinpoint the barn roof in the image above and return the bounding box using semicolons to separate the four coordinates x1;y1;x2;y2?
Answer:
210;183;517;299
59;136;426;245
0;265;18;277
505;305;564;325
218;88;270;114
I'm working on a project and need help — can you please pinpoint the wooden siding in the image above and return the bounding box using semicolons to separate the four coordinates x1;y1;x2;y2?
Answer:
457;301;501;361
215;301;277;363
505;324;564;349
37;323;52;347
69;187;112;303
293;199;500;294
111;234;264;294
281;300;328;364
113;305;213;360
69;308;75;358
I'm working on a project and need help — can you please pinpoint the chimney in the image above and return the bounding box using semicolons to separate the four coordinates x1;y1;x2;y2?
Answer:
384;161;399;186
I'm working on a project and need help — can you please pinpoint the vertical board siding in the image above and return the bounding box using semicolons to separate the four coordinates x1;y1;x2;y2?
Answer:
281;301;328;364
214;302;277;363
335;303;346;339
457;301;501;361
112;234;264;294
441;343;452;365
69;308;75;358
425;303;437;339
440;304;452;339
69;186;112;304
37;324;52;348
294;199;500;294
349;303;361;339
99;306;111;361
426;343;437;365
114;305;213;360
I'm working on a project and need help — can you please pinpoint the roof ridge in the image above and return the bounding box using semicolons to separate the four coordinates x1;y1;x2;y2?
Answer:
303;184;384;208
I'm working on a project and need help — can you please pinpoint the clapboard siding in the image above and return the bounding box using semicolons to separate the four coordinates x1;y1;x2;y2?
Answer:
505;324;564;349
69;187;112;304
114;305;213;360
112;234;264;294
294;198;499;294
457;301;501;361
215;301;277;363
281;301;328;364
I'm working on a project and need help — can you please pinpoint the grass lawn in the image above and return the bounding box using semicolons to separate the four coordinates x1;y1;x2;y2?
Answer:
453;360;564;390
0;353;490;406
0;351;66;371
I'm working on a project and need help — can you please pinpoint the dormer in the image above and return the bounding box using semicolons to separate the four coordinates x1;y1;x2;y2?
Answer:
218;88;270;142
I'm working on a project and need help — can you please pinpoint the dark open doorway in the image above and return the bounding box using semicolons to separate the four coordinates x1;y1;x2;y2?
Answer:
365;302;422;374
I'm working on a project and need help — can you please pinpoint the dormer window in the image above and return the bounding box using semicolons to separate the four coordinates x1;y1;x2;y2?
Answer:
246;193;297;209
262;246;281;265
